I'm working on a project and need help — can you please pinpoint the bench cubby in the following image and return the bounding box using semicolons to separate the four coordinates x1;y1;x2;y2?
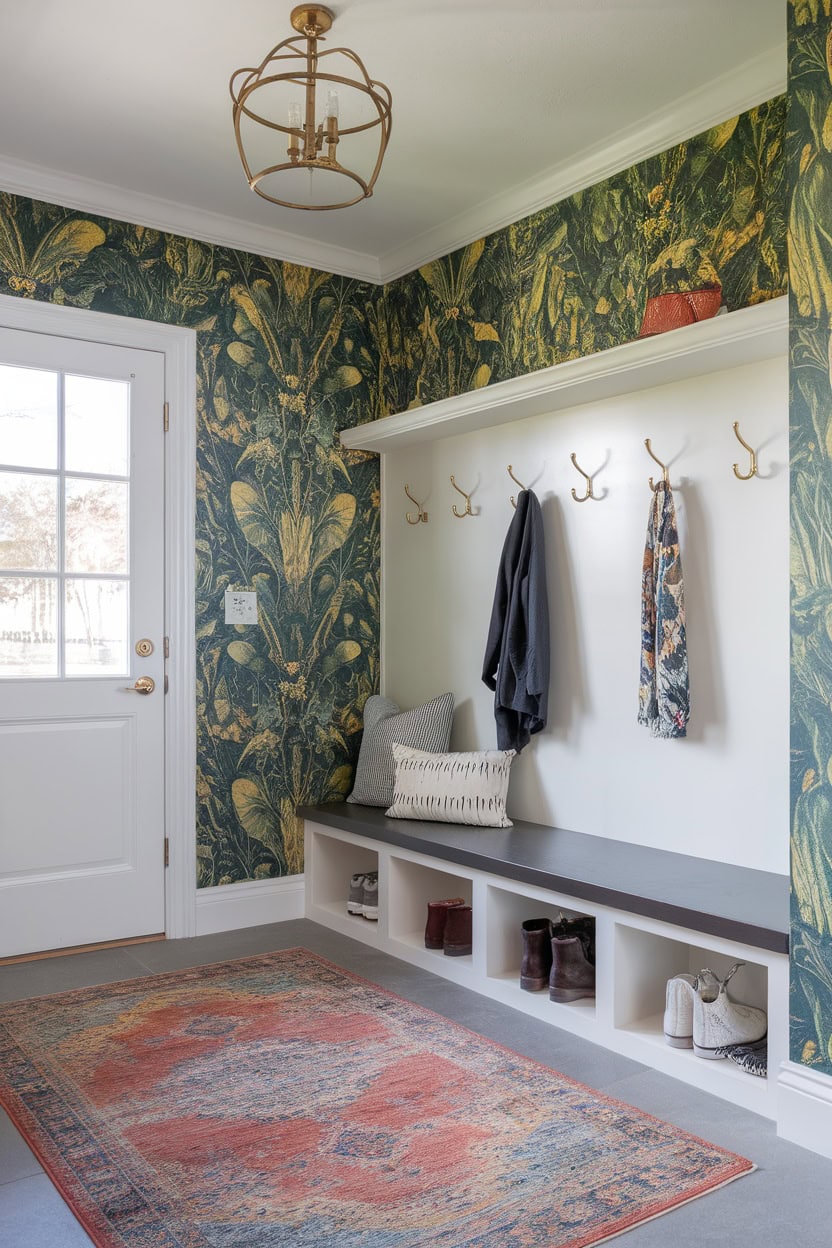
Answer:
484;882;597;1021
301;803;789;1118
305;825;381;940
387;854;474;963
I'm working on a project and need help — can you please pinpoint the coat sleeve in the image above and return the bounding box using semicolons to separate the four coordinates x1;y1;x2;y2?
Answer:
482;501;524;691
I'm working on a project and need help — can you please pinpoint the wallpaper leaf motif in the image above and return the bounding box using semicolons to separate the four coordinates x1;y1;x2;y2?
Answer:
0;193;380;889
381;99;786;415
0;88;786;894
789;0;832;1075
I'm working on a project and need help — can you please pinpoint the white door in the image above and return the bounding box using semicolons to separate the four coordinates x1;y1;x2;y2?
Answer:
0;326;166;957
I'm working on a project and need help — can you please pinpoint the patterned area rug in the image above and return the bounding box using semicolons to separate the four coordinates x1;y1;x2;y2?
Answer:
0;949;753;1247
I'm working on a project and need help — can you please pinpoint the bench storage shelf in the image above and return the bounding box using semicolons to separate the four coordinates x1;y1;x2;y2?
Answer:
301;803;789;1119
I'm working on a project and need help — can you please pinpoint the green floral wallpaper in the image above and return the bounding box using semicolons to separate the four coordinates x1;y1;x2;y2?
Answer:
789;0;832;1074
380;99;786;414
0;194;381;884
0;89;788;891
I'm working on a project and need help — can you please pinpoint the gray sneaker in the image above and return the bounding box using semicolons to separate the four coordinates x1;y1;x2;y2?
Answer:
362;871;379;921
348;872;366;915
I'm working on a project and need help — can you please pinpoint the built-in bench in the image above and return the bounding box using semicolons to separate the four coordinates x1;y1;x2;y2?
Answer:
299;802;788;954
300;801;789;1118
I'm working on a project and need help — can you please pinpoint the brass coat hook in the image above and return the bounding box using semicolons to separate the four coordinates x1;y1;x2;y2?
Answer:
450;474;475;518
570;452;596;502
404;483;428;525
507;464;527;509
644;438;670;491
732;421;758;480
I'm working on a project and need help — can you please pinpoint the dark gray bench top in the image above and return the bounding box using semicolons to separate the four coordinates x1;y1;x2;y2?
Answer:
299;802;789;954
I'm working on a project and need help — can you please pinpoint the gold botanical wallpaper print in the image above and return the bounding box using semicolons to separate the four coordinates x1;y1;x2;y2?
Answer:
380;97;787;413
0;193;381;885
0;92;788;890
788;0;832;1074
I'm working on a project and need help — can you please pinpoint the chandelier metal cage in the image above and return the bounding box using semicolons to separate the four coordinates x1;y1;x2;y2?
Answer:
230;5;392;211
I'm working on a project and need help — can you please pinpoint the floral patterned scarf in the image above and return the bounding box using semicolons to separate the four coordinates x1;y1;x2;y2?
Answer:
638;482;689;739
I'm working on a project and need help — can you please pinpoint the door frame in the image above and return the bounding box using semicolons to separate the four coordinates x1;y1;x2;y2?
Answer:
0;291;197;940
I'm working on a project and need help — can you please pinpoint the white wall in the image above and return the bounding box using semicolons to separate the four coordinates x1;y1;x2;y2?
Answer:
381;355;789;874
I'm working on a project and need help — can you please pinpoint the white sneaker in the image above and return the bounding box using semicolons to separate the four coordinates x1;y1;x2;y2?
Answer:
692;963;767;1059
663;970;719;1047
663;973;697;1048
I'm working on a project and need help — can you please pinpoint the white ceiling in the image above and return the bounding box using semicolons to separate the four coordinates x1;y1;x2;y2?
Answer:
0;1;785;283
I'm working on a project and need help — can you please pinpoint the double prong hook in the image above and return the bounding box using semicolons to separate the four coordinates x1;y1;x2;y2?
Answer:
570;453;596;502
404;483;428;525
507;464;527;508
645;438;670;491
450;474;475;518
732;421;758;480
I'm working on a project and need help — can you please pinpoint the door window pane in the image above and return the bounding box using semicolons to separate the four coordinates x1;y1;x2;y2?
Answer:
65;478;128;574
0;365;58;469
0;472;58;571
65;375;129;477
65;579;128;676
0;577;58;676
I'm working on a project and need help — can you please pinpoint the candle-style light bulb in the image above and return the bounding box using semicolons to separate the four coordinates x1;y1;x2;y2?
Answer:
287;101;303;161
325;90;339;120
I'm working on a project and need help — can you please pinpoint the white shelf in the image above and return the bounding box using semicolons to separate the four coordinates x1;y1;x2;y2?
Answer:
340;297;787;452
306;900;381;946
392;929;474;968
487;969;597;1021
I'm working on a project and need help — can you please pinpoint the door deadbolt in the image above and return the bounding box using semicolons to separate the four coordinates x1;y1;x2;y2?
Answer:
135;639;154;657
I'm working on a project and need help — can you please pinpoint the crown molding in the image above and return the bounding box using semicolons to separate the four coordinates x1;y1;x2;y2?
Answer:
376;45;786;283
0;45;784;288
0;154;384;284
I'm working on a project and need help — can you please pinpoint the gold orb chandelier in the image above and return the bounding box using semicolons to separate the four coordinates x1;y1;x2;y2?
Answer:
230;5;392;211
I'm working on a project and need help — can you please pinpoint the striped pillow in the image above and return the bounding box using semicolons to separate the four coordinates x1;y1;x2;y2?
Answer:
386;744;515;827
347;692;454;807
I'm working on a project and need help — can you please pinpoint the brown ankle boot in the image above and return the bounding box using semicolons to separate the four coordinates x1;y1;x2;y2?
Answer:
424;897;466;949
549;935;595;1002
443;905;472;956
552;914;595;964
520;918;553;991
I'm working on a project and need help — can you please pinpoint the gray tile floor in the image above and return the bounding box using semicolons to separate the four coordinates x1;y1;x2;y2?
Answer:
1;919;830;1247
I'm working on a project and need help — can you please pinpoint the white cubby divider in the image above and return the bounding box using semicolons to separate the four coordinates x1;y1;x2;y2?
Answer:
303;816;788;1119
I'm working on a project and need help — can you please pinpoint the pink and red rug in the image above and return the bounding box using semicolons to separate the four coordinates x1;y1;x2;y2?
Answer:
0;949;752;1246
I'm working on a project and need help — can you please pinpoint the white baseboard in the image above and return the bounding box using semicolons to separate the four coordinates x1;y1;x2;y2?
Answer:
778;1062;832;1159
195;876;305;936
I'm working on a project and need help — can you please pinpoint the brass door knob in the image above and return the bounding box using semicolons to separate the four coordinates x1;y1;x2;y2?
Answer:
124;676;155;695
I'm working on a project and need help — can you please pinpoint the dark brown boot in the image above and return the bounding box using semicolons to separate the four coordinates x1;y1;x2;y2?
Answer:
443;905;472;956
424;897;466;949
520;918;553;991
549;935;595;1002
553;914;595;965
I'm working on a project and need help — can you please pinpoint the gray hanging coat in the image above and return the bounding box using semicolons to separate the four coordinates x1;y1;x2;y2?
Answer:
482;489;550;752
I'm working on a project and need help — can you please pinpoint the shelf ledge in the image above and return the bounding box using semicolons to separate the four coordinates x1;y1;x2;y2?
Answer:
340;297;788;453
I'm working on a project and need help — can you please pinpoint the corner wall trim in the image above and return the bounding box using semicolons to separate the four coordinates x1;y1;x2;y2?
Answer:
195;876;305;936
777;1062;832;1159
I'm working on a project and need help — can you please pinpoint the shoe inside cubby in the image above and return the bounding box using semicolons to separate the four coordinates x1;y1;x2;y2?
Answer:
309;829;379;925
485;884;596;1011
613;922;768;1074
387;855;473;958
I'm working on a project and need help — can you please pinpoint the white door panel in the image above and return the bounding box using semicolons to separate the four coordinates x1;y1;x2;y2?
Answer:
0;327;165;956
